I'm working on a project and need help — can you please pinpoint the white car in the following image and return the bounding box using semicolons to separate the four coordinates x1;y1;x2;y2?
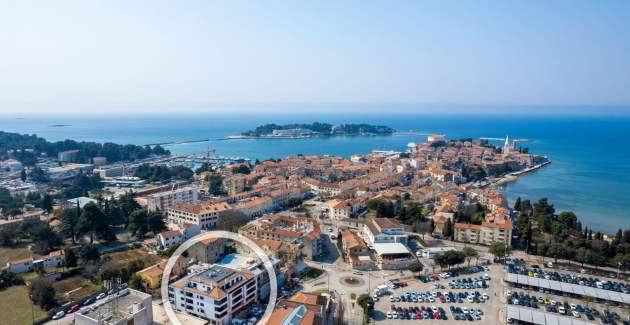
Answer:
96;293;107;300
570;303;577;310
386;311;392;319
559;306;566;315
572;311;580;318
52;311;65;320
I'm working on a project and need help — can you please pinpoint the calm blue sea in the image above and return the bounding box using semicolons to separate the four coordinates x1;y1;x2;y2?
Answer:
1;113;628;233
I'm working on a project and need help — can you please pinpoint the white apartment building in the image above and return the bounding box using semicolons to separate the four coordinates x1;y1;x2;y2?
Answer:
167;202;232;230
168;265;258;325
362;218;408;246
145;187;198;212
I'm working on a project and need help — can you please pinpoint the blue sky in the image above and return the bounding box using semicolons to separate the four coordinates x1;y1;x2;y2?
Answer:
1;0;629;115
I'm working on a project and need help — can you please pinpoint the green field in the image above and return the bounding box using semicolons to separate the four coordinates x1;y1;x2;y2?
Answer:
0;285;48;325
0;246;31;266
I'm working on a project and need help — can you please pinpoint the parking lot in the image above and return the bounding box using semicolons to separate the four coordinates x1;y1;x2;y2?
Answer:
372;264;505;325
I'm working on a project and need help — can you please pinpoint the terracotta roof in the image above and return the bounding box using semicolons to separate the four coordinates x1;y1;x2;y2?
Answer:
10;257;33;265
340;229;367;250
170;201;232;215
159;230;183;239
454;223;482;230
48;250;64;257
374;218;403;229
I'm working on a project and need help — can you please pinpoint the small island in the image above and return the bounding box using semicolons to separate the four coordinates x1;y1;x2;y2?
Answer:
228;122;395;139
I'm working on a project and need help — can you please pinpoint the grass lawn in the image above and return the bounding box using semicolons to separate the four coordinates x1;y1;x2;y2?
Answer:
104;248;162;267
53;276;102;301
301;267;325;280
0;285;48;325
0;246;32;266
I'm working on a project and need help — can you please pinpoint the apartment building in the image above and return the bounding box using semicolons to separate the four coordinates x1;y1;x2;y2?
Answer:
454;219;512;246
169;265;258;325
167;202;232;230
239;214;324;261
362;218;407;246
145;187;199;212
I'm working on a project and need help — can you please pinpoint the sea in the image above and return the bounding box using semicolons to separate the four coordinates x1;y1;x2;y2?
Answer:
1;113;628;233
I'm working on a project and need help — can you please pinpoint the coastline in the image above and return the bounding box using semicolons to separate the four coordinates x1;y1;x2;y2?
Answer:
493;160;552;186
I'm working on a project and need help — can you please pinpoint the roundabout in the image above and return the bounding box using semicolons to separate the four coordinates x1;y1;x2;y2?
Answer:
339;275;366;287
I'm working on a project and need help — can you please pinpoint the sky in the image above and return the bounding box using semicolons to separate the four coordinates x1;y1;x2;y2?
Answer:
1;0;630;115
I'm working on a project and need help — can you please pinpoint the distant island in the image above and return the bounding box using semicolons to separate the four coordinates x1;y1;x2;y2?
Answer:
228;122;395;139
50;124;71;127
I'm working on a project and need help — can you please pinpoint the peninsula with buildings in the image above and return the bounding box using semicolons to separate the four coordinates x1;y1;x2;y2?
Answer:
227;122;395;139
0;130;628;325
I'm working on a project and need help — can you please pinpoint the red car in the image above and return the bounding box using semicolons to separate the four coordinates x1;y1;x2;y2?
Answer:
434;312;441;319
68;304;81;313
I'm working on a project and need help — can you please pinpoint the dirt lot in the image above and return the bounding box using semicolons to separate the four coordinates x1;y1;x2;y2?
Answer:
103;248;162;267
53;275;101;301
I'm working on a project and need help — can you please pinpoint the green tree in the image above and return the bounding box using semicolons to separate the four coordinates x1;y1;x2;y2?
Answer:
79;244;101;263
442;219;453;239
129;273;144;290
29;277;56;310
39;194;53;213
58;207;80;243
462;246;479;266
489;241;512;263
208;173;225;196
231;164;251;175
65;248;78;268
357;293;374;316
29;223;62;254
0;228;16;247
127;208;166;237
77;202;114;243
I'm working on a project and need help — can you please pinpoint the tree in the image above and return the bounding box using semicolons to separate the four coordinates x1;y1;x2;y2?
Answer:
408;263;424;273
77;202;114;243
119;192;142;225
58;207;80;243
0;228;16;247
208;173;225;196
29;166;49;183
65;248;78;268
20;169;26;181
216;210;250;232
29;223;62;254
231;164;251;175
29;277;56;310
80;244;101;263
442;219;453;239
513;197;522;211
40;194;53;213
127;209;165;237
0;271;24;290
462;246;479;266
357;293;374;318
434;250;466;270
129;273;144;290
489;241;512;263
